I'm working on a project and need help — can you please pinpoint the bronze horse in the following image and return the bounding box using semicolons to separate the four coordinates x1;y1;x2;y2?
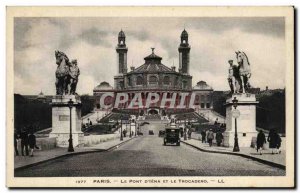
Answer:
236;51;251;93
231;51;251;93
55;50;71;95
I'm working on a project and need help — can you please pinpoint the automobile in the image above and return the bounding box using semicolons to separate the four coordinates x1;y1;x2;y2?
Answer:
158;130;165;137
148;130;154;135
137;131;143;136
163;128;180;146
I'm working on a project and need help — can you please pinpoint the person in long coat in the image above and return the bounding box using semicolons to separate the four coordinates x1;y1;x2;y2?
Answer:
216;130;223;146
267;129;277;154
256;130;266;155
201;130;206;143
14;131;19;156
187;128;192;140
28;132;37;157
20;128;29;156
275;132;282;154
207;129;214;147
123;129;127;137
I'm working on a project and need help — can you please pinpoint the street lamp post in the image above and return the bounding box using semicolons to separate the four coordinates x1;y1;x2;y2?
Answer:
232;97;240;152
187;121;191;140
120;115;123;141
184;115;187;141
68;99;74;152
135;121;137;136
129;119;132;138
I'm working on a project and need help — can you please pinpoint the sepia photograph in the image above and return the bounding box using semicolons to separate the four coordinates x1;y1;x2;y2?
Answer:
6;6;295;188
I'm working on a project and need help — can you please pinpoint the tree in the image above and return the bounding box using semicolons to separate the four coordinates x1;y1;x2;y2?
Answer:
212;92;226;116
80;94;95;116
211;90;285;134
14;94;51;132
256;90;285;133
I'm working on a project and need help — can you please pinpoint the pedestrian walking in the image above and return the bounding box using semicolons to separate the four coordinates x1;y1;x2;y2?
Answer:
201;130;206;143
183;128;187;140
17;135;22;155
256;130;266;155
216;130;223;146
123;129;127;137
207;129;214;147
275;132;282;154
82;123;86;130
187;129;192;140
180;128;183;138
14;131;19;156
267;129;277;154
28;132;37;157
20;128;29;156
214;118;219;125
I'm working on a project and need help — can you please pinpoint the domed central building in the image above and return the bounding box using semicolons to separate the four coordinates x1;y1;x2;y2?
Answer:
114;29;192;91
117;47;192;91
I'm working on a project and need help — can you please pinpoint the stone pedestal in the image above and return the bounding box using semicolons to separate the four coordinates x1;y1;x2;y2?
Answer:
49;95;84;147
223;94;258;147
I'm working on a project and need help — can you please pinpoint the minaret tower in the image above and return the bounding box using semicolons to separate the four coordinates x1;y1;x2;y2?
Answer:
178;29;191;74
116;29;128;74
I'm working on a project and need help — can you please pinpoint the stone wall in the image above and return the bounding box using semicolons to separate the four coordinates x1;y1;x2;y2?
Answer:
35;133;122;150
36;137;56;150
83;133;120;147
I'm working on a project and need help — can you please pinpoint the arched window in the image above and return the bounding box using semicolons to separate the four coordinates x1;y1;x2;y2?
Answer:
206;103;211;108
149;75;158;85
163;76;170;85
136;76;143;85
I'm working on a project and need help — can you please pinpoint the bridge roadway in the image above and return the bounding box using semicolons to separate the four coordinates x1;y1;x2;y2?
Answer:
15;123;285;177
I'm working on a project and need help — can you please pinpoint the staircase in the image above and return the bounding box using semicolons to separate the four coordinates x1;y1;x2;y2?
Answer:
98;113;114;123
145;114;161;120
198;109;225;124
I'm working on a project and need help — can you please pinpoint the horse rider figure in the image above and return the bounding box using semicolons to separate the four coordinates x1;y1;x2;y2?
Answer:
228;60;236;93
69;59;80;95
55;50;80;95
228;59;242;93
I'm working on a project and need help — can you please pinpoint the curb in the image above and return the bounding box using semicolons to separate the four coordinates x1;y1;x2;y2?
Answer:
181;140;286;170
14;137;136;171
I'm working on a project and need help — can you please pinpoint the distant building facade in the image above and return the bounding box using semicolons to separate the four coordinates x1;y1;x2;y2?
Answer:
36;90;47;102
192;81;214;110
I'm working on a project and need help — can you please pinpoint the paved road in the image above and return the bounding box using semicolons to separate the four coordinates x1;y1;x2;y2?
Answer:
15;124;285;177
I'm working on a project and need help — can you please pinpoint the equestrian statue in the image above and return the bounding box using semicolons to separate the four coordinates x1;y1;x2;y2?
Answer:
55;50;80;95
227;51;251;94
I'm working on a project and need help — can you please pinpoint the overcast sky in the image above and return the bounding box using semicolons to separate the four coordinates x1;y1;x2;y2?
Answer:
14;17;285;95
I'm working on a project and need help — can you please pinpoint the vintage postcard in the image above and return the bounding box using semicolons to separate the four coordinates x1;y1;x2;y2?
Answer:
6;6;294;188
